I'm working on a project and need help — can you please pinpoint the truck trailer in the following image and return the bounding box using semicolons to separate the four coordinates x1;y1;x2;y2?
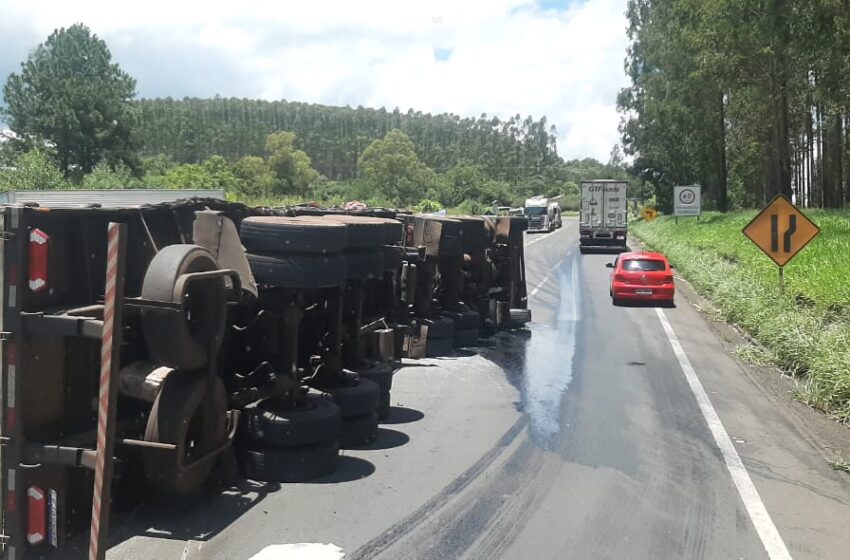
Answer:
0;196;531;560
579;180;628;252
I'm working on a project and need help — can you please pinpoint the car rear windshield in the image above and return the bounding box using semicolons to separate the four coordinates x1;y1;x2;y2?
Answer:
622;259;667;272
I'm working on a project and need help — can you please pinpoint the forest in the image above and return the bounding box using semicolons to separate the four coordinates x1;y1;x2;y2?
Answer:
619;0;850;212
135;98;561;184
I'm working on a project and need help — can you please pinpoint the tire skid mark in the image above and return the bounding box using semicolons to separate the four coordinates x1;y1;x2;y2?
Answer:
380;438;545;560
348;416;527;560
462;457;560;560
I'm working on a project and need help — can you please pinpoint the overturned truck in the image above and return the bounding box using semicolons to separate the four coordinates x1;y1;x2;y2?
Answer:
0;198;530;559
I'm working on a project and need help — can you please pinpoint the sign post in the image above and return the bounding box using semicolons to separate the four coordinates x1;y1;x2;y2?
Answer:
674;185;701;224
641;207;658;222
742;195;820;294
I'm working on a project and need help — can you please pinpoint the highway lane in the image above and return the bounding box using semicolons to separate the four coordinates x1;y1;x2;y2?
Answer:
106;218;850;559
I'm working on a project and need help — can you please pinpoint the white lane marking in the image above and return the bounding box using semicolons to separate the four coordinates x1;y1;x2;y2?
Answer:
654;308;792;560
249;543;345;560
529;275;550;297
525;228;561;247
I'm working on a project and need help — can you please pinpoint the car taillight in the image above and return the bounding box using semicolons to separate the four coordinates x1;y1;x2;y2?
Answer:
614;274;626;282
27;484;46;545
28;228;49;293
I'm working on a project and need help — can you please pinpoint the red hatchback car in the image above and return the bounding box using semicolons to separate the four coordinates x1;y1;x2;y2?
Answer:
607;252;675;306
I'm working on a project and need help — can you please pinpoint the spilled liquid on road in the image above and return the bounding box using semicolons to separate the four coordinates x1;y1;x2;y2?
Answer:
479;250;581;448
521;251;581;446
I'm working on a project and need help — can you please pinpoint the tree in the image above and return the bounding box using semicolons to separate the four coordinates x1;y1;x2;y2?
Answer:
232;156;276;198
2;24;138;176
358;129;440;204
161;156;238;191
82;161;139;188
0;148;67;190
265;132;319;195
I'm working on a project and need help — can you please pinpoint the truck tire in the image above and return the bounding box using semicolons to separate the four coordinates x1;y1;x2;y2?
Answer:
382;246;404;271
314;376;380;418
241;394;340;447
421;316;454;338
344;250;384;281
339;412;379;448
381;220;404;245
377;392;391;420
355;361;394;393
238;439;340;482
248;253;346;289
453;328;480;348
143;372;227;493
449;216;489;253
241;216;349;254
323;216;385;248
142;245;226;370
426;336;454;357
441;310;480;330
508;308;532;326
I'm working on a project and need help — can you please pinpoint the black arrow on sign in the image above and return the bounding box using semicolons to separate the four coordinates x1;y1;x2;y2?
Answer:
770;214;797;253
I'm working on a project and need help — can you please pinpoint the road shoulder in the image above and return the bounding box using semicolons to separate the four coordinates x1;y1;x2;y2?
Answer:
662;268;850;559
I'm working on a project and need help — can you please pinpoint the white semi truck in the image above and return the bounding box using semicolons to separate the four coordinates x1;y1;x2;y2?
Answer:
579;180;628;252
524;196;562;233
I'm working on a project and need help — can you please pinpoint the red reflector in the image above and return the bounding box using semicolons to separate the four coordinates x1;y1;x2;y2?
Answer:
7;489;16;513
28;228;49;293
27;485;47;545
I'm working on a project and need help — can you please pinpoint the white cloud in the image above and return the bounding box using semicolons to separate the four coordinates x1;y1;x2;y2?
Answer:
0;0;629;161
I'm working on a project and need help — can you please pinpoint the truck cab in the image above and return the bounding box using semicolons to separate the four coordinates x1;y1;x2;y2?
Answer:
524;196;560;233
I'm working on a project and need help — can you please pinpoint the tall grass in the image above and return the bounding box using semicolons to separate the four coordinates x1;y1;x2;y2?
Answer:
632;211;850;421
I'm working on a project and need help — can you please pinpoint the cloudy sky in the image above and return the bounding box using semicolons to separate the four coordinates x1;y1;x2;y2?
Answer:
0;0;629;161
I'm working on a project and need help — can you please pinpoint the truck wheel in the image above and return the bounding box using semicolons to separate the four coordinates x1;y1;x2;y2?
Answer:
441;310;480;330
241;394;340;447
248;253;346;289
507;308;532;326
323;216;386;248
426;336;454;357
453;328;480;348
240;216;349;254
344;250;385;280
381;220;405;245
377;392;391;420
354;361;394;393
382;246;404;271
142;245;226;370
238;439;340;482
143;372;227;493
421;316;454;338
314;376;380;418
339;412;379;448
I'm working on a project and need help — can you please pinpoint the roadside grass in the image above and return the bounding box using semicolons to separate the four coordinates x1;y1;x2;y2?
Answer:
631;211;850;422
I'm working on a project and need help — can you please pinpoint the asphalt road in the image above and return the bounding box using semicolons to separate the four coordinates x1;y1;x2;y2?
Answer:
107;218;850;560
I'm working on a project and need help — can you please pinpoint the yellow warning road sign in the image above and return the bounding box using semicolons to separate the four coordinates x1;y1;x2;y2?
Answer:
742;195;820;267
641;207;658;222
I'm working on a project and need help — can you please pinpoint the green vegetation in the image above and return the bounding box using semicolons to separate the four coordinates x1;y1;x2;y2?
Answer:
134;98;561;183
632;212;850;421
0;23;630;209
621;0;850;212
2;24;138;177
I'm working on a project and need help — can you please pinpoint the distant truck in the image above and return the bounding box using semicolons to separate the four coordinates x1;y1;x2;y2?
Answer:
524;196;562;233
579;180;628;252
